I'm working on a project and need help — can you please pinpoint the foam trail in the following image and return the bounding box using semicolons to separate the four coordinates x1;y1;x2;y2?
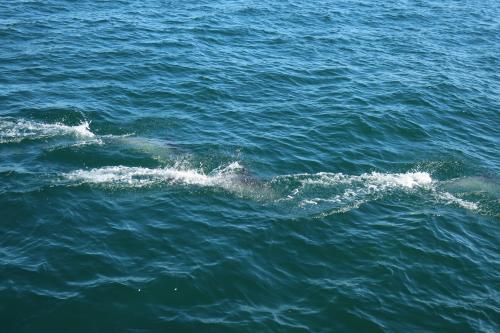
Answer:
64;166;214;187
62;162;274;199
294;171;432;188
433;191;479;211
0;117;98;143
280;171;433;204
277;171;481;213
293;171;432;208
61;165;482;213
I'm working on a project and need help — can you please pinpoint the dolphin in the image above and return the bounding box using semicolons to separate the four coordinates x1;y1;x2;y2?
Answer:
106;136;182;163
103;134;277;198
439;176;500;198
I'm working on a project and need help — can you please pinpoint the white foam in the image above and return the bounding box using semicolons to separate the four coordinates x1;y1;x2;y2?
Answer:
62;162;251;189
434;191;479;211
284;171;479;213
0;118;97;143
362;171;432;188
62;162;278;201
64;166;215;187
61;164;480;213
283;171;433;206
297;171;432;189
70;121;95;138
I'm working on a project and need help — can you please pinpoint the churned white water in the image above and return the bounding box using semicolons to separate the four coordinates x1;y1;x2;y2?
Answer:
63;166;478;212
0;118;97;143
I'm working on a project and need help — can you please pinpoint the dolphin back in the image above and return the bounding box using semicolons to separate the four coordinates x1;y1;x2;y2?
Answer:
440;176;500;198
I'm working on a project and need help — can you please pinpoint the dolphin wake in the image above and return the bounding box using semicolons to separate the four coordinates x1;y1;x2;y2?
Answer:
0;118;493;215
61;165;481;213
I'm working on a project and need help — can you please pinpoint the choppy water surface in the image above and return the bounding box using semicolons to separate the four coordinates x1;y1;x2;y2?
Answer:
1;1;499;332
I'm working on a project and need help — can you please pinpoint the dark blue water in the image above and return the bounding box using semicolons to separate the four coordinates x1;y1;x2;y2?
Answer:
1;1;499;332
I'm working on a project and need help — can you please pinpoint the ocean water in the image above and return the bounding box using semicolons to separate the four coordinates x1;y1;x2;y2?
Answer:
1;0;499;332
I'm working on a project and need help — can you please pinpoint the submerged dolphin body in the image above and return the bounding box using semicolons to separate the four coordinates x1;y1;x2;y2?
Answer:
439;176;500;198
101;133;499;203
106;135;275;198
109;136;181;162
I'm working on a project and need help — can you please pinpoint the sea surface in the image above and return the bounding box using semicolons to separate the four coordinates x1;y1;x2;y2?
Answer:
1;1;499;332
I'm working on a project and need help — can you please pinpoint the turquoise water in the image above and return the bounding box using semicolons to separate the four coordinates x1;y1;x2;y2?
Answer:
1;1;499;332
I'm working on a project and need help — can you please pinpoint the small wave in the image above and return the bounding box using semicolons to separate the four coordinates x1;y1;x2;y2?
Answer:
0;117;98;144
